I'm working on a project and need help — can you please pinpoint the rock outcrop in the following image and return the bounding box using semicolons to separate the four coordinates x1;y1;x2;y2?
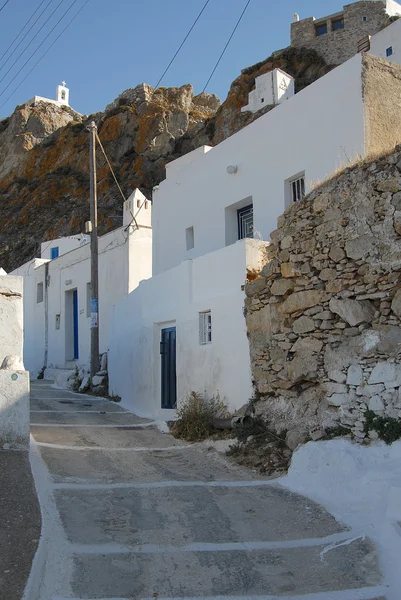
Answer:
0;47;332;271
245;146;401;445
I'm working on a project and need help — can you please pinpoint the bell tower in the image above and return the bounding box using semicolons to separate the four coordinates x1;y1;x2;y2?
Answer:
56;81;69;106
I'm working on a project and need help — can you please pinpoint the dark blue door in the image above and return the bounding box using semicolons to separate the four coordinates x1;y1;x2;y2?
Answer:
73;290;79;360
160;327;176;409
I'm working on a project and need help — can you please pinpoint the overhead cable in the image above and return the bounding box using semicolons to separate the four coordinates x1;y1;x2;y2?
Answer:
0;0;11;14
0;0;66;84
0;0;91;109
0;0;80;99
155;0;211;89
202;0;251;92
0;0;51;71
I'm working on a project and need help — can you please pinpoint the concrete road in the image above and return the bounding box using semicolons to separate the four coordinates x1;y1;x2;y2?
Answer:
26;381;387;600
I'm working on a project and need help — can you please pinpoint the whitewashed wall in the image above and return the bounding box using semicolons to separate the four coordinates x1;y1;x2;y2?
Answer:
41;234;89;260
152;54;366;277
109;239;267;419
370;17;401;64
241;69;295;114
386;0;401;17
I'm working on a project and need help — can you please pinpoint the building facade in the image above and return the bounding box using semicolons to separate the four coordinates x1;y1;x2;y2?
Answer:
109;52;401;419
291;0;401;65
11;190;152;377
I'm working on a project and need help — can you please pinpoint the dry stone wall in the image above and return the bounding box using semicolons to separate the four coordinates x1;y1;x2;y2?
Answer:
245;147;401;446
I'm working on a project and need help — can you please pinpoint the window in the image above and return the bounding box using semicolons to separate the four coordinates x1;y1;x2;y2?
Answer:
86;282;91;317
332;18;344;31
61;90;66;100
51;246;59;259
315;23;328;36
186;226;194;251
386;46;393;57
199;310;212;345
291;176;305;203
362;16;367;22
237;205;254;240
37;282;44;303
261;97;265;103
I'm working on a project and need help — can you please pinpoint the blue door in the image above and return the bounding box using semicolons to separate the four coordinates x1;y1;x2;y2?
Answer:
73;290;79;360
160;327;176;409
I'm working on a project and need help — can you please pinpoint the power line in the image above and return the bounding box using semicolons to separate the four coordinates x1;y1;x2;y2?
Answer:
0;0;11;14
0;0;51;70
0;0;80;99
0;0;66;84
202;0;251;93
0;0;90;109
155;0;211;89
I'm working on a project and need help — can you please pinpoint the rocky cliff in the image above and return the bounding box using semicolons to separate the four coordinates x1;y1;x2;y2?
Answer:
0;47;332;272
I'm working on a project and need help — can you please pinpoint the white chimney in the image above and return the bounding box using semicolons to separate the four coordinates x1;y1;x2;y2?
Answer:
293;13;300;22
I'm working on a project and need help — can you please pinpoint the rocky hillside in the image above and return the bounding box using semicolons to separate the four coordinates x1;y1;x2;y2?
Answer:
0;47;332;272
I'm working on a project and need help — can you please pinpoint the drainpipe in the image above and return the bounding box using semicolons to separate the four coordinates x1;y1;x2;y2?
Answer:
43;262;49;370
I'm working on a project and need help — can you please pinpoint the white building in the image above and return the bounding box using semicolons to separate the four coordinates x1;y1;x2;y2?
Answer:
241;69;295;113
12;189;152;377
369;14;401;61
108;48;401;420
29;81;72;109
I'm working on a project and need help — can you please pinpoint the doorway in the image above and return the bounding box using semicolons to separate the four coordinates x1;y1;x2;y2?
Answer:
160;326;177;409
65;289;79;361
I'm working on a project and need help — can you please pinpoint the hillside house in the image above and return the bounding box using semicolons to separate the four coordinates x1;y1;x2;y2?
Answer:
108;50;401;419
11;189;152;377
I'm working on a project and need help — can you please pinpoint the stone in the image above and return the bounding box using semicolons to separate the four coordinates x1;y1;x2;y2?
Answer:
271;279;294;296
319;269;337;281
328;370;346;383
281;262;295;278
291;337;323;354
285;429;308;451
391;289;401;317
279;249;290;262
392;191;401;211
280;290;324;315
345;236;375;260
92;375;106;387
394;211;401;236
356;384;385;396
368;363;401;386
346;365;363;386
281;235;293;250
292;316;315;334
246;303;282;334
376;178;401;193
286;355;318;383
312;193;330;213
327;393;349;407
79;376;90;393
368;395;385;412
329;246;345;263
329;298;375;326
324;382;347;395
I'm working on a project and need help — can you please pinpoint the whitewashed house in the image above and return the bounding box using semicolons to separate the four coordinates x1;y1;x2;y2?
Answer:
11;189;152;377
108;48;401;420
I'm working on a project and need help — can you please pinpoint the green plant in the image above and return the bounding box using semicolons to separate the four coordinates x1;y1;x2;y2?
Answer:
364;410;401;445
172;391;227;441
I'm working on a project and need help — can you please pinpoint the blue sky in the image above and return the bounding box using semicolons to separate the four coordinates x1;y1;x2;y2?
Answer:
0;0;344;118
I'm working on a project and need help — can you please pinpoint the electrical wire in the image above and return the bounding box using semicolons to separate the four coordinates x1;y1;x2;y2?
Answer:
155;0;211;89
0;0;80;99
202;0;251;92
0;0;90;109
0;0;50;70
0;0;11;14
0;0;66;84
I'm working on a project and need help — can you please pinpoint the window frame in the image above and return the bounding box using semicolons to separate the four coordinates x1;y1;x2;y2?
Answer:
332;18;344;31
199;310;212;346
386;46;393;57
291;176;306;203
237;204;254;240
51;246;59;259
37;282;44;304
315;22;328;36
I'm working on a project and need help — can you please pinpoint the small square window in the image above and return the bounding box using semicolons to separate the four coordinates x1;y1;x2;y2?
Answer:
51;246;59;259
186;226;194;251
237;205;253;240
199;310;212;345
315;23;328;36
332;18;344;31
386;46;393;57
37;282;44;303
261;98;265;103
362;16;367;22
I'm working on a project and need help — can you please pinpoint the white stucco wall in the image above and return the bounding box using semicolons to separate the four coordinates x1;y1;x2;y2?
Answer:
370;17;401;64
40;234;89;260
153;54;366;277
11;225;152;374
109;239;267;419
385;0;401;17
241;69;295;114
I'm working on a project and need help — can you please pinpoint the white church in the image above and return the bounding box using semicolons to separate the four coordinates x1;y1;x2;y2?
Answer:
29;81;71;109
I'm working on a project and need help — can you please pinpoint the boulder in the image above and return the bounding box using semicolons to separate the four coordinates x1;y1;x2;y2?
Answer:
329;298;375;326
280;290;324;315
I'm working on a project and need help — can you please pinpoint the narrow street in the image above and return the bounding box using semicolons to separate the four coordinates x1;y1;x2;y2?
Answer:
27;381;386;600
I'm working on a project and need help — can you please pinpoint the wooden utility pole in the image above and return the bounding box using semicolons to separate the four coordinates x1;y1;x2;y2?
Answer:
89;121;100;380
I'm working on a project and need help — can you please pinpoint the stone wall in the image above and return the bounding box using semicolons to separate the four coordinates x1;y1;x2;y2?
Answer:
0;275;30;448
245;147;401;446
291;2;392;66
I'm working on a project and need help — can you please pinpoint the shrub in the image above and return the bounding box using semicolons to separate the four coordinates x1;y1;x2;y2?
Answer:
364;410;401;445
172;391;227;441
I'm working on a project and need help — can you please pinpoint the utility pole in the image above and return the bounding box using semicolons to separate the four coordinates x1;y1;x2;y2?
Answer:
89;121;100;381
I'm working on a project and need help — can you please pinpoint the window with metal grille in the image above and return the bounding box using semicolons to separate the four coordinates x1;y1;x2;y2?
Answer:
291;176;305;203
237;204;253;240
386;46;393;57
199;310;212;345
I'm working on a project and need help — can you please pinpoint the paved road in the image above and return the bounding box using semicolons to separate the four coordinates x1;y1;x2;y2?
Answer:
27;381;387;600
